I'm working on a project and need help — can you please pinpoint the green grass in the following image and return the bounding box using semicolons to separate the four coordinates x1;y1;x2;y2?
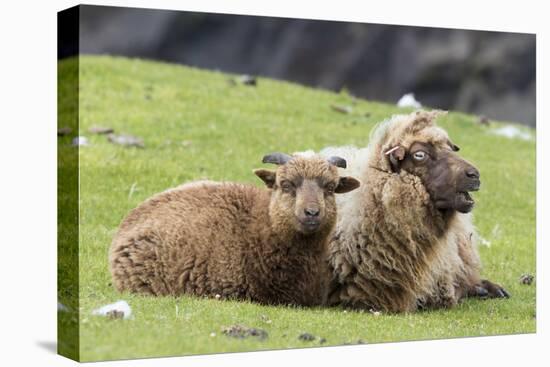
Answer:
58;55;536;362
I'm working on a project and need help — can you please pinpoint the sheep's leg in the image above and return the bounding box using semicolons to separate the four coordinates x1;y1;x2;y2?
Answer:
455;275;510;300
454;243;509;299
327;276;346;306
419;274;459;310
468;279;510;299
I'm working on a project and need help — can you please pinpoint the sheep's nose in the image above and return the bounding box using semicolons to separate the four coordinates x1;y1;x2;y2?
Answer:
465;167;480;179
304;208;320;217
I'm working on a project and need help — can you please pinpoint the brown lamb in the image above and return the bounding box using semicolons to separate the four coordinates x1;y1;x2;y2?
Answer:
320;110;509;313
109;153;360;306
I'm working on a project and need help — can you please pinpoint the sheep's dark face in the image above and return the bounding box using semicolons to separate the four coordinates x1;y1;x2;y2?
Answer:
255;155;360;235
387;140;481;213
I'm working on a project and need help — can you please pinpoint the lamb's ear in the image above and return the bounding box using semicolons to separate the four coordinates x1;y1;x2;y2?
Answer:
254;169;277;188
385;145;406;173
335;176;360;194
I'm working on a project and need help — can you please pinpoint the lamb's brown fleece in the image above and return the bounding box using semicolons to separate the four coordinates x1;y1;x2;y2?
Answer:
327;110;506;312
109;155;359;306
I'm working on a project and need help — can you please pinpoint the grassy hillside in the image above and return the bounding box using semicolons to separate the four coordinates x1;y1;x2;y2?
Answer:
58;55;536;362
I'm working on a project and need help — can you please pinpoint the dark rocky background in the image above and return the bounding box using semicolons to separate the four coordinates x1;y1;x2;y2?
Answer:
63;5;536;126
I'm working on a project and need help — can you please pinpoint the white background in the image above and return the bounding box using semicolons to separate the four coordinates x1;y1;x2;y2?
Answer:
0;0;546;365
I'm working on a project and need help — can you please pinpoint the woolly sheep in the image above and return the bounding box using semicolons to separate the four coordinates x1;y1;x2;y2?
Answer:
319;110;508;312
109;153;360;306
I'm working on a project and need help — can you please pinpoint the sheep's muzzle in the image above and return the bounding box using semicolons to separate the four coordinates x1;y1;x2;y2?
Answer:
397;141;481;214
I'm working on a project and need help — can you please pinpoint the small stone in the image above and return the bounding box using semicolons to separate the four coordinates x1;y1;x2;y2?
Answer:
519;273;534;285
72;136;89;146
107;133;144;148
298;333;316;341
397;93;421;108
369;308;381;316
215;294;221;300
229;75;258;86
478;115;490;125
57;302;69;312
330;104;353;114
88;125;114;134
57;127;72;136
210;332;216;337
92;300;132;319
238;75;257;86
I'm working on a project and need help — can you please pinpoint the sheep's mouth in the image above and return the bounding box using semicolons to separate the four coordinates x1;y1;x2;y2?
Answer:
298;219;321;234
459;191;474;203
455;191;475;213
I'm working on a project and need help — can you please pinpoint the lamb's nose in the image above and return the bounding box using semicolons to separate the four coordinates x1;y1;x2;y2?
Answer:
465;167;480;179
304;208;320;217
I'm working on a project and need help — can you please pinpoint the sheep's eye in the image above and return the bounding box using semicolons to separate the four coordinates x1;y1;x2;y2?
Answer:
280;181;294;192
412;151;427;161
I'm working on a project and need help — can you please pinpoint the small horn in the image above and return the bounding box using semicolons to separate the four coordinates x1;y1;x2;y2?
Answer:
262;152;292;165
327;156;347;168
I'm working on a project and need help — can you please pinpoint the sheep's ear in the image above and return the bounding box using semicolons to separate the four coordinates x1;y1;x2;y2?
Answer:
385;145;406;173
335;176;360;194
254;169;277;188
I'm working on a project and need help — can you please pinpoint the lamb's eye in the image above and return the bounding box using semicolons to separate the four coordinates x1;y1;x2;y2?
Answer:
412;151;427;161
